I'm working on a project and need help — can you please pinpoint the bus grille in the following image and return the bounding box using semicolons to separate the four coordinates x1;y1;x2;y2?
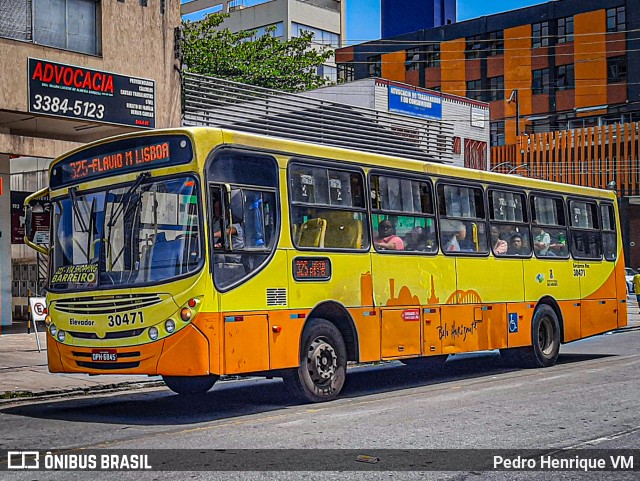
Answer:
68;329;146;340
54;294;162;314
266;288;287;306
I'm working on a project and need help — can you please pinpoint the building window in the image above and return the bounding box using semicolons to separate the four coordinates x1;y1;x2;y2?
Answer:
556;64;575;90
465;34;483;59
1;0;100;55
466;79;483;101
490;121;506;147
292;22;339;47
532;68;550;94
337;63;354;82
367;55;381;77
606;6;625;33
608;56;627;83
245;22;285;40
405;47;421;71
318;65;337;83
488;30;504;56
489;76;504;101
532;21;549;48
557;16;574;43
452;137;461;155
425;44;440;67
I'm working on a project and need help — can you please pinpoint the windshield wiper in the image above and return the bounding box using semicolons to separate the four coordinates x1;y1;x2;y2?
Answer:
105;172;150;271
107;172;150;229
69;187;88;233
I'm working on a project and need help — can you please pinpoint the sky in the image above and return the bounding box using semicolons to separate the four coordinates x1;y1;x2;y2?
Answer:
346;0;547;44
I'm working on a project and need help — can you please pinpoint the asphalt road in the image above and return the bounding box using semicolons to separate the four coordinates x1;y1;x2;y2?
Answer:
1;318;639;481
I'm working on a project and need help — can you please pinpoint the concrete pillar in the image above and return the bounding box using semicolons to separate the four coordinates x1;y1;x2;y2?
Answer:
0;154;11;326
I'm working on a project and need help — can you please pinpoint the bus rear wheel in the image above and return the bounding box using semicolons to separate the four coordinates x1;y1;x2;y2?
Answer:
284;318;347;403
501;304;560;368
163;375;219;395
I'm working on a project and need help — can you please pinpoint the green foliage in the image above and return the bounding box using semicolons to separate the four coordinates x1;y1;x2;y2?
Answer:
181;13;334;92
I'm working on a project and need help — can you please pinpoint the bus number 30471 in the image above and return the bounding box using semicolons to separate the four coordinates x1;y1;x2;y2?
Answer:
108;311;144;328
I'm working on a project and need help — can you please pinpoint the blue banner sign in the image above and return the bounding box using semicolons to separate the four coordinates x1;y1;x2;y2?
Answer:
388;85;442;120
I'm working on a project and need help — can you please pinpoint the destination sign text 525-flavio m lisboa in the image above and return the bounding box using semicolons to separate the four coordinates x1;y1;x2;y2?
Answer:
28;58;155;128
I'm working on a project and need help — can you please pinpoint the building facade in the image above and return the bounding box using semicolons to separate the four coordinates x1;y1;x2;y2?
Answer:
337;0;640;147
0;0;182;325
382;0;456;38
305;78;489;169
336;0;640;267
181;0;344;81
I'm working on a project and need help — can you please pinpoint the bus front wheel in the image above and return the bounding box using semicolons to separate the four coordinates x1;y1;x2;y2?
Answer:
283;318;347;403
163;375;219;395
501;304;560;368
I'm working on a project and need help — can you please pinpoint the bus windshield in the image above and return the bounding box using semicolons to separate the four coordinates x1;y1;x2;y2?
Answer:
50;174;202;291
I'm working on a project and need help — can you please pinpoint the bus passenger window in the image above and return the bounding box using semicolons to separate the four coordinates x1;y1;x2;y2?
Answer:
438;183;488;254
290;162;368;251
371;174;437;254
601;203;617;261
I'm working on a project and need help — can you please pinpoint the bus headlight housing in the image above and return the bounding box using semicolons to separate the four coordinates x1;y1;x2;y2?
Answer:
165;319;176;333
148;326;159;340
49;323;57;336
57;330;66;343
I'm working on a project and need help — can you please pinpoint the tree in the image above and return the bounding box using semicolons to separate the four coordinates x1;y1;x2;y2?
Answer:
181;13;334;92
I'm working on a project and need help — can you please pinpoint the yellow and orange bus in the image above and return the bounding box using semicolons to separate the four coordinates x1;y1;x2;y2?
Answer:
25;127;627;402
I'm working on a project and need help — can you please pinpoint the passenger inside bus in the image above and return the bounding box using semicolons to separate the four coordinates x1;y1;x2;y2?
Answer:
507;233;527;256
533;226;552;256
212;199;244;251
405;225;436;252
491;225;508;255
548;230;568;256
443;220;466;252
374;219;404;250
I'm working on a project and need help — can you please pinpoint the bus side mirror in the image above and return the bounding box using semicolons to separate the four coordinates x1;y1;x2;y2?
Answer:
24;206;33;241
23;187;49;255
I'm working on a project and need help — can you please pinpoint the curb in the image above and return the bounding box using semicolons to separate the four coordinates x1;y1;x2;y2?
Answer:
0;380;166;406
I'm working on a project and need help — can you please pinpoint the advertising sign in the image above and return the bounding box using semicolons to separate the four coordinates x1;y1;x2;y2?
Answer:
388;85;442;120
28;58;155;128
11;191;50;245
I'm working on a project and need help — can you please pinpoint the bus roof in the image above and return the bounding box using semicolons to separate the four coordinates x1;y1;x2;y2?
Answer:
51;126;616;201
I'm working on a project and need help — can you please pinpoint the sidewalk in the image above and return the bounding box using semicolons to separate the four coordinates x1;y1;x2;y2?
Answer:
1;299;639;404
0;319;162;403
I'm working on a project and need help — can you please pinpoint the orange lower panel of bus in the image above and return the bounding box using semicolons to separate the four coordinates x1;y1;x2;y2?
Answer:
47;323;215;376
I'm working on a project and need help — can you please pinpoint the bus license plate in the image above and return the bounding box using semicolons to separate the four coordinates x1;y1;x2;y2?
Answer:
91;349;117;362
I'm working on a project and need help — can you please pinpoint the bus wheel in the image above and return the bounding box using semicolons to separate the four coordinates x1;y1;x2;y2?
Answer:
501;305;560;368
162;375;219;395
284;318;347;403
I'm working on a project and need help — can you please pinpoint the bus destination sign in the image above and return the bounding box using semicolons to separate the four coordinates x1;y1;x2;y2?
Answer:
293;257;331;281
69;142;170;181
50;135;193;188
28;58;156;128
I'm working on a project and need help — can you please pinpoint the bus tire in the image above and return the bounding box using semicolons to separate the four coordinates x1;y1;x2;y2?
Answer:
162;375;219;395
501;305;560;368
283;318;347;403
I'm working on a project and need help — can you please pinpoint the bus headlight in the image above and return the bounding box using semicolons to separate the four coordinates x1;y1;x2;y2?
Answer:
57;330;66;343
148;327;159;340
49;323;57;336
165;319;176;333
